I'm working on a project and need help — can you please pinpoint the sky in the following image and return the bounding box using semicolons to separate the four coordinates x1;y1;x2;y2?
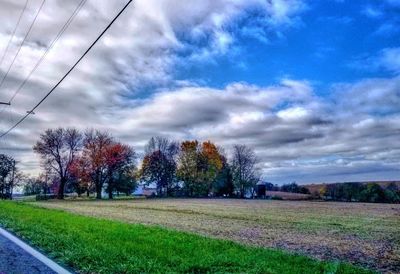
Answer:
0;0;399;184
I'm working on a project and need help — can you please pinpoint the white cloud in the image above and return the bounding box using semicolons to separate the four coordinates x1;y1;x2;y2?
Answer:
351;47;400;75
277;107;308;120
377;47;400;74
0;0;399;183
362;6;384;18
1;76;400;183
0;0;305;172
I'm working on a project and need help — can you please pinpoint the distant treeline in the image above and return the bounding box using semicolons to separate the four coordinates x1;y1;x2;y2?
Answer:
317;182;400;203
263;182;310;194
268;181;400;203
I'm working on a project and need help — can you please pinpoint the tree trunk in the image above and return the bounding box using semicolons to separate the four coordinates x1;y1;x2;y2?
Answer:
95;172;103;199
57;177;66;199
96;188;102;199
108;185;113;199
86;189;90;197
108;172;114;199
96;182;102;199
240;184;244;199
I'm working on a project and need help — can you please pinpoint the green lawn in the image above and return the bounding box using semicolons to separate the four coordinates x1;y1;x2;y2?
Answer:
0;201;371;274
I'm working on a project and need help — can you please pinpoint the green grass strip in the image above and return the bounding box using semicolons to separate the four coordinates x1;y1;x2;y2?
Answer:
0;201;372;274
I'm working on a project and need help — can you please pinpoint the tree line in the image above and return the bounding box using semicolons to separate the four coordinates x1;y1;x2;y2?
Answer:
2;127;398;204
0;154;23;199
319;182;400;203
261;181;400;203
29;127;260;199
263;182;311;194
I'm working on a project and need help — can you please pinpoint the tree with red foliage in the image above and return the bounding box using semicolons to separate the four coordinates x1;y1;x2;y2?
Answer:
70;130;136;199
81;130;112;199
104;142;135;199
69;156;93;197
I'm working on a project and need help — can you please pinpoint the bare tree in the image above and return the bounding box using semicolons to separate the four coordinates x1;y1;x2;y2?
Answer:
145;136;179;158
231;144;259;198
33;128;82;199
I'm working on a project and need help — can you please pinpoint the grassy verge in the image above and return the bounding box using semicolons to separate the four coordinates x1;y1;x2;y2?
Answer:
33;198;399;272
0;201;372;274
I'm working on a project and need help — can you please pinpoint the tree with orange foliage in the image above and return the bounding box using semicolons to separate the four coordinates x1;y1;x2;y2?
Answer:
177;140;225;197
201;141;224;194
177;140;202;196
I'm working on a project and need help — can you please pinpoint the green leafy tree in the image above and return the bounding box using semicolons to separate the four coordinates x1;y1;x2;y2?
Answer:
213;160;234;197
115;165;138;196
359;183;386;203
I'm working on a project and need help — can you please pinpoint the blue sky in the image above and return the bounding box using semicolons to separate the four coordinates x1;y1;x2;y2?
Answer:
0;0;399;183
177;0;400;91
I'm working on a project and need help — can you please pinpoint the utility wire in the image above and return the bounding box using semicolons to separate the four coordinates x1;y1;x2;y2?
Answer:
0;0;46;91
0;0;134;138
0;0;28;114
0;0;29;69
7;0;87;104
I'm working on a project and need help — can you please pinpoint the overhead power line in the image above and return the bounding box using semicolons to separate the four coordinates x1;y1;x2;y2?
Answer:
0;0;134;138
0;0;46;91
0;0;29;110
7;0;88;104
0;0;29;69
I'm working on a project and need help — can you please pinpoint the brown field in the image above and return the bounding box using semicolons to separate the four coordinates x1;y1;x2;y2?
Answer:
35;198;400;273
265;191;311;200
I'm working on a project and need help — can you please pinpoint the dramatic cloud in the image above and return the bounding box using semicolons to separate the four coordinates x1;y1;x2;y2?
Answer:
0;0;398;184
3;75;399;183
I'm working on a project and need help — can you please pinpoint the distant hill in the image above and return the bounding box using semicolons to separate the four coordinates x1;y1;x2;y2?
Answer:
304;181;400;194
